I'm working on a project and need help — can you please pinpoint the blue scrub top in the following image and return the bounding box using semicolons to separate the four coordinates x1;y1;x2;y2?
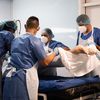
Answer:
10;33;46;69
49;40;69;50
0;30;14;57
76;27;100;46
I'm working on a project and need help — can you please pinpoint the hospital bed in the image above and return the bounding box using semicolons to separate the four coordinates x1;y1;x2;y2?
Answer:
38;56;100;100
38;76;100;100
3;56;100;100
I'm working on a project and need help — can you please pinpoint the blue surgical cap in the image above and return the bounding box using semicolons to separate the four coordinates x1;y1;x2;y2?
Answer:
43;28;54;38
5;21;17;31
76;14;90;26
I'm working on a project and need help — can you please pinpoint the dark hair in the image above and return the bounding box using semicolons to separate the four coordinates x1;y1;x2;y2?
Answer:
44;28;54;38
0;21;17;32
25;16;39;29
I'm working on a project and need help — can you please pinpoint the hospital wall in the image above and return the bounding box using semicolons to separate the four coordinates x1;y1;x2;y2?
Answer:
12;0;78;47
0;0;12;21
12;0;78;77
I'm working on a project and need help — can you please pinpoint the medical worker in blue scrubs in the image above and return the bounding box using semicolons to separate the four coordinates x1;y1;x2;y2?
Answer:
70;14;100;76
3;16;57;100
38;28;70;77
77;14;100;50
71;14;100;54
0;21;17;67
0;21;17;100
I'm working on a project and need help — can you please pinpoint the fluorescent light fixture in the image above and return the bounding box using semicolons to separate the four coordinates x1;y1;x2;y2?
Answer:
51;27;77;33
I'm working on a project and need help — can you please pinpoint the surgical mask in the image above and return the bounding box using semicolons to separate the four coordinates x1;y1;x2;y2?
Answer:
41;36;48;44
79;26;87;33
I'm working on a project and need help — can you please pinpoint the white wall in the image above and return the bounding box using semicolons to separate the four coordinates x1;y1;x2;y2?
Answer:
86;0;100;28
13;0;78;48
12;0;78;77
0;0;12;21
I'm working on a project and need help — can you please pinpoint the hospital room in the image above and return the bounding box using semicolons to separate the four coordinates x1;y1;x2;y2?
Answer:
0;0;100;100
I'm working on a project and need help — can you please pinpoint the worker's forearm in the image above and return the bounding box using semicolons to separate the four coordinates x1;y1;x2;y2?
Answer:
39;52;56;66
44;52;56;66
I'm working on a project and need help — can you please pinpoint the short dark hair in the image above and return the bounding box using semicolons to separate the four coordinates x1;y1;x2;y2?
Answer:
25;16;39;29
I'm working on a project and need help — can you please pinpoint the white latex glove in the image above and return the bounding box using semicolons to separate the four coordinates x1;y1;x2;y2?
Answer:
96;51;100;60
87;44;98;55
54;47;59;56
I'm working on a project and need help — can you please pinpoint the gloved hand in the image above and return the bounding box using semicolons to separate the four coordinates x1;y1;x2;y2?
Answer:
54;47;59;56
48;48;53;53
96;51;100;60
86;44;97;55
